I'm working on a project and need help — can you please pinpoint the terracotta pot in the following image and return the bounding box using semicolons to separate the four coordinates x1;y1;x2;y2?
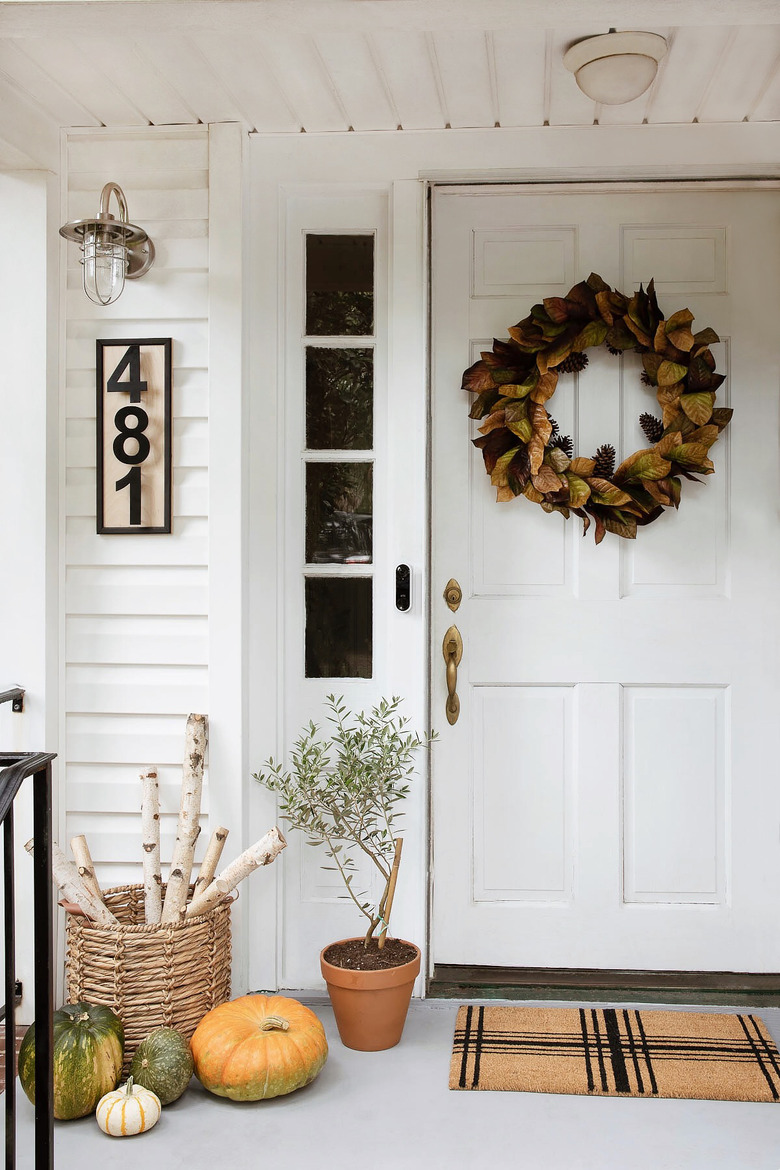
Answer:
320;938;421;1051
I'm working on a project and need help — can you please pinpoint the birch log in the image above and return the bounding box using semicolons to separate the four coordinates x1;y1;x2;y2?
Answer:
141;767;162;924
193;826;229;899
185;827;286;918
69;834;103;906
161;713;207;923
25;839;118;926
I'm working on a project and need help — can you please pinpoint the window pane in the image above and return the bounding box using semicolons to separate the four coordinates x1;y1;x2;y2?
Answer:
305;578;372;678
306;347;373;450
306;463;372;564
306;234;374;336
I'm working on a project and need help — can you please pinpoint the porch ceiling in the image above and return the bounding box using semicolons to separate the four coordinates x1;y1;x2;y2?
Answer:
1;1;780;140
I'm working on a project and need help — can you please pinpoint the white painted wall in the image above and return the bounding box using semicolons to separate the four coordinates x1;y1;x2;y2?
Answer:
0;168;59;1021
61;124;248;990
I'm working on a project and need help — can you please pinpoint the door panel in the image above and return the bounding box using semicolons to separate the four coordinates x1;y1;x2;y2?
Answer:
431;185;780;971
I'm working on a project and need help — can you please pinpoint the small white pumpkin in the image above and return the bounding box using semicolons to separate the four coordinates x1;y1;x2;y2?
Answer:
95;1077;161;1137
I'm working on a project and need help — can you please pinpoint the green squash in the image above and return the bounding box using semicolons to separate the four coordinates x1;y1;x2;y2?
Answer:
19;1002;124;1121
129;1027;194;1105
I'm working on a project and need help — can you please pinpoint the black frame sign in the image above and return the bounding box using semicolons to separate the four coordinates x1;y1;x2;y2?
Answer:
96;338;172;534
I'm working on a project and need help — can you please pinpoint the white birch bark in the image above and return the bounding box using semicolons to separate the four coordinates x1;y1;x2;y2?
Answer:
185;827;286;918
69;834;103;905
192;826;229;899
161;713;207;923
140;767;162;924
25;839;118;926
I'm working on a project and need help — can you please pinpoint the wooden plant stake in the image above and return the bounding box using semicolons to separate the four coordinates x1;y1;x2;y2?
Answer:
378;837;403;950
193;826;229;899
69;834;103;906
140;767;162;924
185;827;286;918
25;839;118;926
161;713;207;923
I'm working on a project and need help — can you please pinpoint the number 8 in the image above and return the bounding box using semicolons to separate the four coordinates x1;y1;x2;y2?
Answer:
113;405;150;465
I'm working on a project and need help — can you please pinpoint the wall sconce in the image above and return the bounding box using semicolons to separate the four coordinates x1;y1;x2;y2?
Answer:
563;30;667;105
59;182;155;306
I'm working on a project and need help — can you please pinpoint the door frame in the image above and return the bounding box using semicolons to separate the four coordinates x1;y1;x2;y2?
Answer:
246;122;780;994
424;175;780;997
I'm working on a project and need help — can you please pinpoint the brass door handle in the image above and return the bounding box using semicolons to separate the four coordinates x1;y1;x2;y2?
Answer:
442;625;463;725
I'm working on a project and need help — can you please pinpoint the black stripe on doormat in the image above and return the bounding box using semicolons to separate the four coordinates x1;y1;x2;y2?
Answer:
458;1005;473;1088
603;1009;630;1094
737;1015;780;1101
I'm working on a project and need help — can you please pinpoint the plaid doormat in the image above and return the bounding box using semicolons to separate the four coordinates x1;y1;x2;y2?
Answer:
450;1006;780;1102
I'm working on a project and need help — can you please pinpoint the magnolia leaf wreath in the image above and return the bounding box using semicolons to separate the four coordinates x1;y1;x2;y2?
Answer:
463;273;731;544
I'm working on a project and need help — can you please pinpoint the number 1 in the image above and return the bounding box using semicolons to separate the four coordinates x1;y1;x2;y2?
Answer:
116;466;142;524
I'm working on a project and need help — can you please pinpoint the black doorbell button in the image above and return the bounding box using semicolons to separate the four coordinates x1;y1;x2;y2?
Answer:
395;564;411;611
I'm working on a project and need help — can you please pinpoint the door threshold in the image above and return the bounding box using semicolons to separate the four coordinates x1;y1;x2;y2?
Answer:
428;965;780;1006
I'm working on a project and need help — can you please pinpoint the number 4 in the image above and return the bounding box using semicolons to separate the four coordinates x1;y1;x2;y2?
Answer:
107;344;147;403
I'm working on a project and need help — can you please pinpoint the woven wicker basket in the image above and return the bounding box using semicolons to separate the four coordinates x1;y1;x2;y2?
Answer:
65;883;232;1070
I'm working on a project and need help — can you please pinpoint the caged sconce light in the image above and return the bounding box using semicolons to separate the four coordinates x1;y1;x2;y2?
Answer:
59;182;155;306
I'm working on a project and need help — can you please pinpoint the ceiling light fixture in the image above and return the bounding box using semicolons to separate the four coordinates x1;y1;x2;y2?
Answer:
59;182;155;306
563;30;667;105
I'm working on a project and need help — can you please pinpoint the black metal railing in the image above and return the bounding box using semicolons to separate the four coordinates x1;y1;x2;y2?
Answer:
0;751;55;1170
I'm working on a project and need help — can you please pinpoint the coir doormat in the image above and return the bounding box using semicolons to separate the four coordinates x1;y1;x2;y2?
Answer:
449;1006;780;1102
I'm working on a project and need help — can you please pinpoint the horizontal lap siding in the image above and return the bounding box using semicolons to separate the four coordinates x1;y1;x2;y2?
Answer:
64;129;210;887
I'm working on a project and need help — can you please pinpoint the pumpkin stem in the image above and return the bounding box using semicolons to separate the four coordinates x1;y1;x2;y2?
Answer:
125;1077;135;1096
77;1012;90;1023
259;1016;290;1032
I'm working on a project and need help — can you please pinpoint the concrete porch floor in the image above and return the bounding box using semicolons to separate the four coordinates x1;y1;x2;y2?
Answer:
8;998;780;1169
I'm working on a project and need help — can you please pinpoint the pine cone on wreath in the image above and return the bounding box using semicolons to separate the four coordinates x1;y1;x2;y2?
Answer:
593;443;616;478
639;413;664;444
551;434;574;458
606;343;622;356
558;351;589;374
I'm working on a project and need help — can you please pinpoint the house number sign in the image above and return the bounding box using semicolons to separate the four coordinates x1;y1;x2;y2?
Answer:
96;338;172;534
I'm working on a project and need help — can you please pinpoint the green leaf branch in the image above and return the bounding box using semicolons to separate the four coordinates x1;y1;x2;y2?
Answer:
253;695;435;946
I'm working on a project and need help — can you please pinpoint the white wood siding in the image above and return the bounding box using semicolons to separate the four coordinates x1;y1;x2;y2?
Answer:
63;129;211;891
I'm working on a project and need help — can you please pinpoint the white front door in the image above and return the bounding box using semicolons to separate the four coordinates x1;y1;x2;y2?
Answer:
430;184;780;972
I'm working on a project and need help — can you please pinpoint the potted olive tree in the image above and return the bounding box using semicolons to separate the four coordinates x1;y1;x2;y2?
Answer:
253;695;433;1051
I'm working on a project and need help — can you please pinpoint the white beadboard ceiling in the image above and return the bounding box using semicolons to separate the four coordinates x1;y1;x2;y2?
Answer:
1;1;780;139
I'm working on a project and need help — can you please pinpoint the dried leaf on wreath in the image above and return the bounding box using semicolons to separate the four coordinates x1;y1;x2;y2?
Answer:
684;424;720;449
532;465;564;494
530;369;559;404
473;427;518;474
490;445;522;487
546;446;571;473
477;410;508;436
523;481;545;504
665;442;715;473
605;513;638;540
613;449;672;483
657;360;689;388
571;319;609;353
569;456;596;476
461;360;496;394
654;431;684;458
680;390;715;425
468;388;501;420
565;473;591;509
711;407;733;430
587;478;636;507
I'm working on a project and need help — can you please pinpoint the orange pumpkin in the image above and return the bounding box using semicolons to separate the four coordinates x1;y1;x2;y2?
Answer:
190;994;328;1101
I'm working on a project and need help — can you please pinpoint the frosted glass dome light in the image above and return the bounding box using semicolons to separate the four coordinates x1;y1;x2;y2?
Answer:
563;31;667;105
